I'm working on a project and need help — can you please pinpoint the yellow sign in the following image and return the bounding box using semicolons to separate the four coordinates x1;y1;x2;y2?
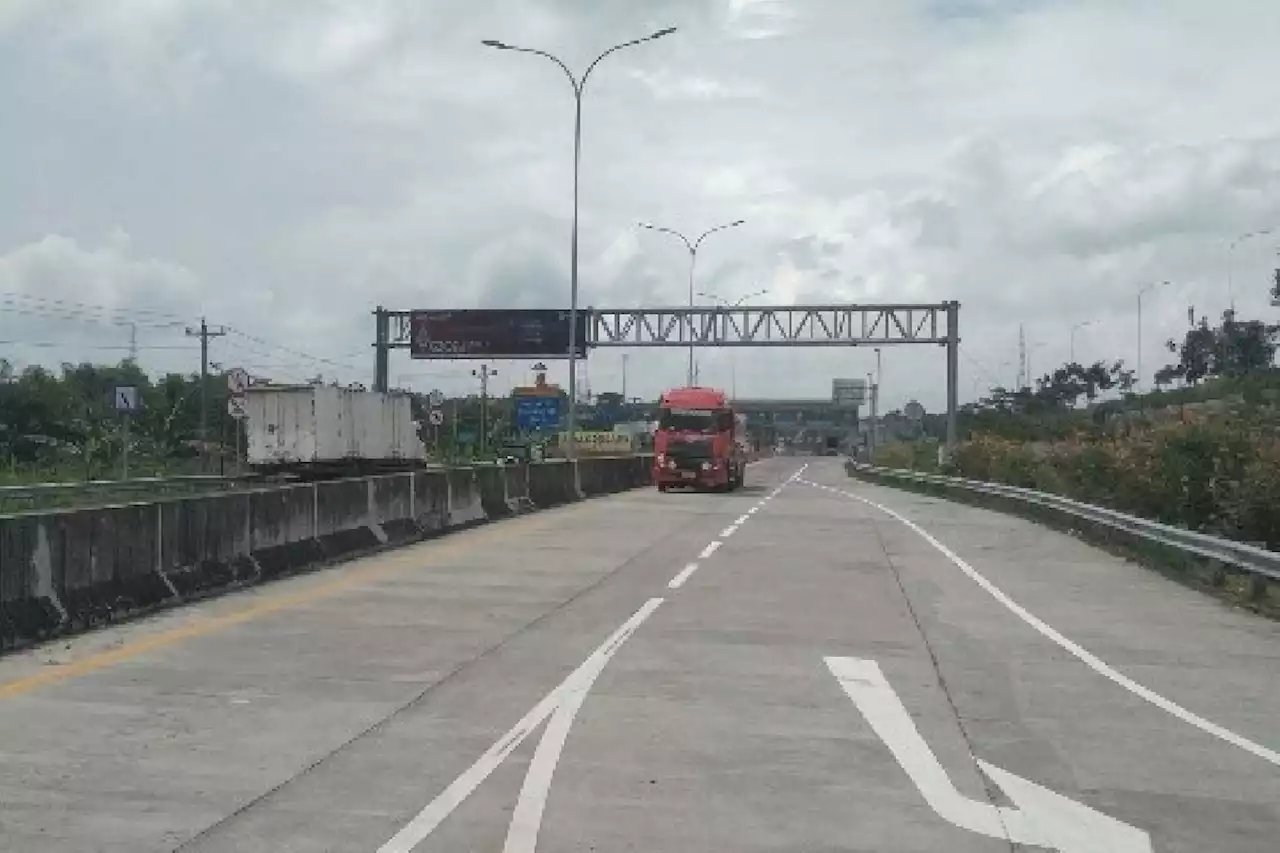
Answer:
561;431;634;453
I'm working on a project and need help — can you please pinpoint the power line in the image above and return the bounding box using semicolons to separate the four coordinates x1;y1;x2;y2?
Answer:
225;327;362;375
0;291;191;323
0;340;195;350
0;301;186;330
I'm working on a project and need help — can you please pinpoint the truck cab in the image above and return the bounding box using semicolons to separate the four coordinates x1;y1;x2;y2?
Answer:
653;386;747;492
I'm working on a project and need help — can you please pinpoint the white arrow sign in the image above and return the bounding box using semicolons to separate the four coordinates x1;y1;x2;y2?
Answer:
825;656;1152;853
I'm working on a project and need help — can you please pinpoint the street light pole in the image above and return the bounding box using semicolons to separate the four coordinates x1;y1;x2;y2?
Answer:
697;288;767;399
639;219;746;385
484;28;676;464
1228;228;1275;313
1069;319;1096;364
1137;280;1171;391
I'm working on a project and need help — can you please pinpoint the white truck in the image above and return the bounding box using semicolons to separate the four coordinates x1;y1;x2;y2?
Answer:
243;385;425;475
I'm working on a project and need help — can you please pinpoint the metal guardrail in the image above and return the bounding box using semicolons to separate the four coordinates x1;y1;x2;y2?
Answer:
849;463;1280;583
0;475;240;512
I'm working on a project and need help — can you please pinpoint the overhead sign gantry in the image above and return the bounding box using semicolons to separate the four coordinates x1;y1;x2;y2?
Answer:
373;302;960;446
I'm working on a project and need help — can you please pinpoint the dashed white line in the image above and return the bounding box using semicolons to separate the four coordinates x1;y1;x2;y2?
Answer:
699;541;722;559
808;479;1280;768
667;563;700;589
720;524;739;538
735;514;750;525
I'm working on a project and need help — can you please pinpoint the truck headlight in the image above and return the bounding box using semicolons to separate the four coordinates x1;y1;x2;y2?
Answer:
700;461;711;471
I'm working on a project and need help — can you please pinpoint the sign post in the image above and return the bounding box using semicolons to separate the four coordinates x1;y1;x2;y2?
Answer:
226;369;249;474
426;389;445;454
114;385;141;479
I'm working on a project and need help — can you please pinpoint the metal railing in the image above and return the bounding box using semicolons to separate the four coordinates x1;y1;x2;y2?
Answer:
0;475;241;513
847;463;1280;583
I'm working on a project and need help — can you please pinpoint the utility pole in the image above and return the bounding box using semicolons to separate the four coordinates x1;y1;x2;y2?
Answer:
621;353;628;404
185;317;226;471
473;364;497;456
128;323;138;363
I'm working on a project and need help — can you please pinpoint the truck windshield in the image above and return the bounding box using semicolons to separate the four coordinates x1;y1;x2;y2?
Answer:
659;407;719;433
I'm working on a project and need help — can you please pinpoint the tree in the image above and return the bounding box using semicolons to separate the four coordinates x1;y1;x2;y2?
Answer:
1158;310;1279;385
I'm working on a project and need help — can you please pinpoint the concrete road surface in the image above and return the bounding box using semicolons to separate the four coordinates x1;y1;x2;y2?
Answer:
1;458;1277;852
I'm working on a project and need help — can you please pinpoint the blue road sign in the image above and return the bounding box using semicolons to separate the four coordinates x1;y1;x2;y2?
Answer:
515;396;562;432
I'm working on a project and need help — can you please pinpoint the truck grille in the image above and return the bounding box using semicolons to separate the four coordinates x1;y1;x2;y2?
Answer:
666;440;712;470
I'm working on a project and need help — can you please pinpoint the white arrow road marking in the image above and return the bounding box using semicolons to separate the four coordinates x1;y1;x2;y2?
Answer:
377;598;663;853
825;656;1153;853
808;481;1280;768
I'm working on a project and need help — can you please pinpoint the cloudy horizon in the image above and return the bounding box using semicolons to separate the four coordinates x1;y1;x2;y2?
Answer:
3;0;1279;415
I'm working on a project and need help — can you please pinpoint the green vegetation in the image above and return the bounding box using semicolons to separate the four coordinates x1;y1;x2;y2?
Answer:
883;304;1280;549
0;358;236;484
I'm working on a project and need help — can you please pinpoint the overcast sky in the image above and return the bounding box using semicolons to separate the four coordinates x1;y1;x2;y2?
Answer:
3;0;1280;413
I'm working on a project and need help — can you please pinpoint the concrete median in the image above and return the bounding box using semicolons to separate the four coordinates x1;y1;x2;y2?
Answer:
0;455;652;652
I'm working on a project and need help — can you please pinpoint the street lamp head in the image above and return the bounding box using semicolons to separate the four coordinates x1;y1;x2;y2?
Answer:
649;27;678;39
481;39;511;49
637;221;654;229
730;219;745;226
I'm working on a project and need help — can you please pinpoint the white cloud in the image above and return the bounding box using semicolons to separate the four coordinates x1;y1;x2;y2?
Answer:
3;0;1280;410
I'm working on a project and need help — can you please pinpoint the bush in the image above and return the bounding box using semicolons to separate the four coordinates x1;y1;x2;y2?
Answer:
946;408;1280;547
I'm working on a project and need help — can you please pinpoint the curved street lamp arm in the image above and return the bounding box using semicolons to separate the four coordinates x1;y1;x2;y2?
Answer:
582;27;676;91
693;219;745;251
639;223;694;253
486;43;579;91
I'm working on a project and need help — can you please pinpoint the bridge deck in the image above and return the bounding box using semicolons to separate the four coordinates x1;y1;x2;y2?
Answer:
0;458;1276;852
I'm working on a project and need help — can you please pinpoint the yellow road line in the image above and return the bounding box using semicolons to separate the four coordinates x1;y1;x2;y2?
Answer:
0;507;578;700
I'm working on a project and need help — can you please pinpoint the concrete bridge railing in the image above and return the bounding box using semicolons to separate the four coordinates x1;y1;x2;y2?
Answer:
0;456;653;652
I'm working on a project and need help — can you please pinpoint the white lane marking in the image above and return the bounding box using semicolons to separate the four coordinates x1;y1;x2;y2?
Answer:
720;524;739;537
668;563;700;589
699;541;722;559
815;482;1280;768
735;514;750;525
377;598;664;853
826;657;1153;853
746;507;759;515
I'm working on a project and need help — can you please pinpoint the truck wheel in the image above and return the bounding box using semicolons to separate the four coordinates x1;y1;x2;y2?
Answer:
658;484;669;493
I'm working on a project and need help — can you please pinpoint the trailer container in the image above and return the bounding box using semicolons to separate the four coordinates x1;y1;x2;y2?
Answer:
244;385;424;473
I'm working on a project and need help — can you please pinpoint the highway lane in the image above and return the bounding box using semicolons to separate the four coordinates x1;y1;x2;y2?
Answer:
0;457;1277;851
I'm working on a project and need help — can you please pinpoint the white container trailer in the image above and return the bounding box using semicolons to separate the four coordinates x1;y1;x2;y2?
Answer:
244;385;425;470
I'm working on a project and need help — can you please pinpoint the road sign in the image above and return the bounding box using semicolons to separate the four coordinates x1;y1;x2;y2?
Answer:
832;378;867;405
825;656;1152;853
227;368;250;395
514;395;562;432
427;389;444;407
227;396;248;420
428;408;444;426
114;385;140;412
904;400;926;421
408;309;588;360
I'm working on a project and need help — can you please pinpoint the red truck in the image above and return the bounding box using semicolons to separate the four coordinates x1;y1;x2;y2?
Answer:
653;386;748;492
